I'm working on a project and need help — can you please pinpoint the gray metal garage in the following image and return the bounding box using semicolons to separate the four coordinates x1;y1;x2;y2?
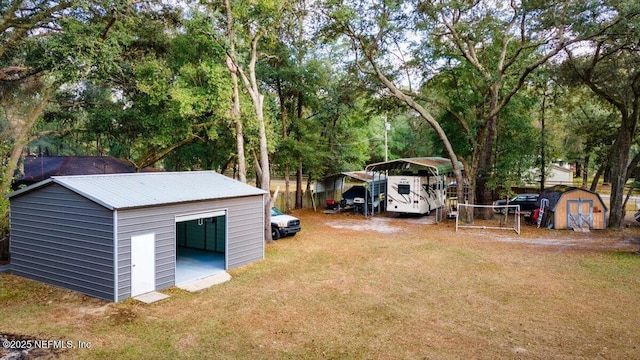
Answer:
7;171;267;302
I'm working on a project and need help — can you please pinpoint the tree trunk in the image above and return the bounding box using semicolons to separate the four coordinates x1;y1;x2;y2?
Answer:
590;161;605;192
134;136;198;170
574;162;581;179
582;155;589;188
0;85;53;231
255;92;271;242
240;41;272;242
305;172;314;210
293;82;304;211
296;163;303;209
539;92;547;192
608;113;637;228
233;97;247;183
461;159;477;223
224;0;272;241
366;55;466;212
224;0;246;183
277;78;291;212
475;118;497;219
284;165;291;212
463;87;497;222
476;84;501;219
625;151;640;183
622;181;635;221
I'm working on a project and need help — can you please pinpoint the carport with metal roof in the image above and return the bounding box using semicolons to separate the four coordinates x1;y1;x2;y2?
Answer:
7;171;267;302
314;171;387;214
365;157;462;176
365;157;464;220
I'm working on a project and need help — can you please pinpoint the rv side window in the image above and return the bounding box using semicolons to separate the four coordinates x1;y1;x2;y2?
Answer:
398;184;411;195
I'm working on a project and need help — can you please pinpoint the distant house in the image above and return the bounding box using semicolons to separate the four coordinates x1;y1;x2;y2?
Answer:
7;171;267;302
525;164;573;188
13;155;157;190
543;165;573;186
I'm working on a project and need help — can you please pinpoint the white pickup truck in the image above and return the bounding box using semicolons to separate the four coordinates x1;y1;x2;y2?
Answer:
270;207;301;240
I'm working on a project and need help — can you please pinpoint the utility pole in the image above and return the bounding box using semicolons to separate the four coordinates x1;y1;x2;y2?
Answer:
384;120;390;162
540;87;547;193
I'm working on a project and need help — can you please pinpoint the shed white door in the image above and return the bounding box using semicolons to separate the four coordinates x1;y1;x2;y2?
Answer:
131;233;156;296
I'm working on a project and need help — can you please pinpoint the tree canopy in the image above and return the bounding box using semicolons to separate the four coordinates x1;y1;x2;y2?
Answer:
1;0;639;234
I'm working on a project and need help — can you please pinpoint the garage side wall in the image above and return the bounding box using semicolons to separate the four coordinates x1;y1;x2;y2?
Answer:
9;184;115;301
115;195;264;301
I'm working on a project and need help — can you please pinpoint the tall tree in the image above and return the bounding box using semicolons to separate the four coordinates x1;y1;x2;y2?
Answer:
259;0;311;212
205;0;296;242
1;0;74;214
549;84;617;189
224;0;247;183
320;1;604;216
42;5;224;171
412;0;602;214
321;1;467;207
0;0;132;229
560;1;640;228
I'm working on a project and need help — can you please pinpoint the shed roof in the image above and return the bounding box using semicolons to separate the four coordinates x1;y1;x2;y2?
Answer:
8;171;267;210
365;157;463;175
12;155;158;190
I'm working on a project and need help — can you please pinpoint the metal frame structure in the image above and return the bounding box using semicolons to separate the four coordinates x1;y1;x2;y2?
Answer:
365;157;464;220
455;204;521;234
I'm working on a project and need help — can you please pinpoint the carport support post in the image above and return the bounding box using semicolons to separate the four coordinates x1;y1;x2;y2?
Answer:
364;183;368;217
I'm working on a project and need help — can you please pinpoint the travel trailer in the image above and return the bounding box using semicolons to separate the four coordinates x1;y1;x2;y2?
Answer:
386;172;446;215
366;157;462;218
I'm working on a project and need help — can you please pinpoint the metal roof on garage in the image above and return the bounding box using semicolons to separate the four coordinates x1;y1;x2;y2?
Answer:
365;157;463;175
7;171;267;210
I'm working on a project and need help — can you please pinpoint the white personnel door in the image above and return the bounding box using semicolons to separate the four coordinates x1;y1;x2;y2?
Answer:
131;233;156;296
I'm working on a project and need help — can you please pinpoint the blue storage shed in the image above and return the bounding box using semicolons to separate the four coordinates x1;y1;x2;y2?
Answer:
7;171;267;302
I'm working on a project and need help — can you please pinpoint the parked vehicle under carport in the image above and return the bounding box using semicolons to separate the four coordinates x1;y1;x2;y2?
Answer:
342;185;381;213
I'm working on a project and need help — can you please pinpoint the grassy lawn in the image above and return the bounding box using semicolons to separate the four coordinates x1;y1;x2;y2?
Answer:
2;210;640;359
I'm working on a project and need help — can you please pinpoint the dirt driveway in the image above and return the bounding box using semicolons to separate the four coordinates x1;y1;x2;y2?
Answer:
324;210;640;250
